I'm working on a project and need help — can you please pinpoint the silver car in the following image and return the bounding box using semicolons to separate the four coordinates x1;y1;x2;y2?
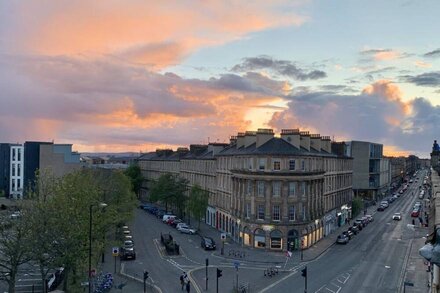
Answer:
178;225;197;235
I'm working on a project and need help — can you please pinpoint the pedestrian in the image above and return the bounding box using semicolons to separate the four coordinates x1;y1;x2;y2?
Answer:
186;280;191;293
180;273;185;290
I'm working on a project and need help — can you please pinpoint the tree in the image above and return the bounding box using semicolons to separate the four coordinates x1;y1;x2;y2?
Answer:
124;163;143;198
351;197;363;217
187;185;209;229
0;214;33;293
149;173;188;212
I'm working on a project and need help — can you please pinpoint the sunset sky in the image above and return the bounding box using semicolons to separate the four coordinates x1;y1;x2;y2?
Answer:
1;0;440;157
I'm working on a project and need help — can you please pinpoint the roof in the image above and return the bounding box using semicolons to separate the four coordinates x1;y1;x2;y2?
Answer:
218;137;339;158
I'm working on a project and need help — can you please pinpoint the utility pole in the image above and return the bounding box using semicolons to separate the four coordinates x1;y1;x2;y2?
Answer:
216;268;222;293
143;270;149;293
205;258;209;291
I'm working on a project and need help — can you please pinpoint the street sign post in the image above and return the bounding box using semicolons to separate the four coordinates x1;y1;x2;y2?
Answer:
206;258;209;291
112;247;119;273
234;261;240;291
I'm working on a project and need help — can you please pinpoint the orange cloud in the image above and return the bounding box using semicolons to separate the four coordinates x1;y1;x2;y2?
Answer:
383;145;410;157
374;51;400;61
362;80;411;114
8;1;308;69
414;60;432;68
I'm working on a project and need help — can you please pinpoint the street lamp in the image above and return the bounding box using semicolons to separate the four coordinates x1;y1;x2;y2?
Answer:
89;202;108;293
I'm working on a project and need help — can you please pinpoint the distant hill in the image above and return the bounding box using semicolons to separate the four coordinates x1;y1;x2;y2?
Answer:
80;152;141;158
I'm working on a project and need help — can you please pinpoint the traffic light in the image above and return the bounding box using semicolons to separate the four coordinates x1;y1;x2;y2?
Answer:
301;266;307;278
143;270;149;281
301;238;304;248
216;268;222;278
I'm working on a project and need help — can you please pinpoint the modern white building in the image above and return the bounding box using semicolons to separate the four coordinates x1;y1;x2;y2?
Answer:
10;145;24;199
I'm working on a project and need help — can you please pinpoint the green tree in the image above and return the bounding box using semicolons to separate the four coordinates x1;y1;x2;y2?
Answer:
124;163;143;198
0;213;33;293
149;173;188;212
351;197;363;217
187;185;209;229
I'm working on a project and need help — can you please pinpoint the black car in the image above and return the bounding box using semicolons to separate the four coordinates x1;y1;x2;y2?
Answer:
377;205;385;211
120;247;136;260
201;237;216;250
342;230;354;240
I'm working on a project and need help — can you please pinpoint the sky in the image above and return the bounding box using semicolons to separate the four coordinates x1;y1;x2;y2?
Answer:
1;0;440;157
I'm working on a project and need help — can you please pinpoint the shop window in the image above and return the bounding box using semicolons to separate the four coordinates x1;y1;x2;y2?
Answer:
270;230;283;249
254;229;266;248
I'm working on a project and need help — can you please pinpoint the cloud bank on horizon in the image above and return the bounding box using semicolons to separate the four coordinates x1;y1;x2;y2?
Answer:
0;0;440;157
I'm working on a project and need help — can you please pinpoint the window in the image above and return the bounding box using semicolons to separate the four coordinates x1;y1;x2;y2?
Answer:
259;158;266;170
17;164;20;176
245;203;251;218
12;149;16;161
273;159;281;171
302;205;307;221
17;148;21;161
301;182;306;198
17;179;20;190
247;180;253;195
12;179;15;191
288;182;296;197
273;181;281;197
272;205;280;221
257;204;265;220
12;164;15;176
248;158;253;170
301;159;305;171
289;159;296;170
288;206;296;221
257;181;265;197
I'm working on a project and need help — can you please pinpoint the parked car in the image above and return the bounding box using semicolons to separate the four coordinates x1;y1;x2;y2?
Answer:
201;237;216;250
361;217;369;226
377;205;385;212
388;197;395;203
10;211;22;219
178;225;197;235
169;218;183;227
349;225;359;234
162;214;176;223
120;247;136;260
336;234;349;244
176;222;188;230
342;230;354;240
156;209;166;218
411;209;420;217
124;240;134;248
354;219;365;228
365;215;374;222
392;213;402;220
399;190;404;194
380;201;389;208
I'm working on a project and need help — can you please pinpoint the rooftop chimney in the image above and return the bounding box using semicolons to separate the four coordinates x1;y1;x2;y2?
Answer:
244;131;257;148
236;132;245;149
229;136;237;146
256;128;274;148
310;134;321;152
300;131;310;151
321;136;331;153
280;129;300;149
208;143;228;155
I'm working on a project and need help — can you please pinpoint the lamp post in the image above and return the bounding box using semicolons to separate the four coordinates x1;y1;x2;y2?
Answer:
89;202;107;293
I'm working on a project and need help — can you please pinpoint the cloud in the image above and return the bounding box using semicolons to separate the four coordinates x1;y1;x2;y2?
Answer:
232;56;327;81
267;80;440;154
0;1;308;70
360;48;410;62
424;49;440;58
414;61;432;68
0;53;289;150
402;71;440;87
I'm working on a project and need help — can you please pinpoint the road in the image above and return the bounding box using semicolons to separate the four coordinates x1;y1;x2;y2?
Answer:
262;170;427;293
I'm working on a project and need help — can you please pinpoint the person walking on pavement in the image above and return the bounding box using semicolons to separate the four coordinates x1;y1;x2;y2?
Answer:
180;273;185;290
186;280;191;293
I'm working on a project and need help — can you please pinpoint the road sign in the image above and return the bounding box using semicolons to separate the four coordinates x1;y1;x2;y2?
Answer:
112;247;119;256
233;261;240;269
221;233;226;241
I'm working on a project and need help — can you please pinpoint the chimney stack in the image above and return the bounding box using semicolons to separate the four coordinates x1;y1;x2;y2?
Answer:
310;134;321;152
256;128;274;148
244;131;257;148
280;129;300;149
300;131;310;151
321;136;331;153
236;132;245;149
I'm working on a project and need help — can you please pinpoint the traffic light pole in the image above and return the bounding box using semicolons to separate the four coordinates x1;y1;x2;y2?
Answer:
216;274;218;293
206;258;209;291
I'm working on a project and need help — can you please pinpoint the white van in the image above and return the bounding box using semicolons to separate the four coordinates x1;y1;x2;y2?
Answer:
162;214;176;223
419;190;425;199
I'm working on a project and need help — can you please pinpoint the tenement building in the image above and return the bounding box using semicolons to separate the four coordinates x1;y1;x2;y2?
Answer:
138;129;353;251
